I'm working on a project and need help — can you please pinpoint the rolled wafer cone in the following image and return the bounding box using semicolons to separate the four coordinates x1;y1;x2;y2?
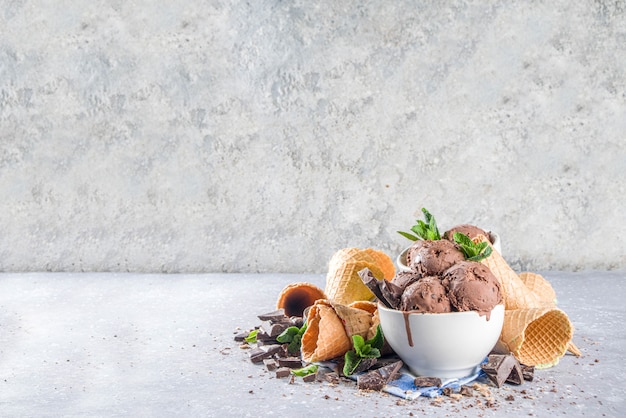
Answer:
276;282;327;317
519;272;557;305
349;300;378;315
301;300;352;362
326;260;384;305
363;248;396;279
500;307;573;368
332;303;372;339
475;235;544;310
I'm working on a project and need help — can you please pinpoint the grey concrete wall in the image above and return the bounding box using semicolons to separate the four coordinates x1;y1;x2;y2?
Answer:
0;1;624;273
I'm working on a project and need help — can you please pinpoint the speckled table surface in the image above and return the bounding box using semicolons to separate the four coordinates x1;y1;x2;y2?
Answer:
0;271;624;417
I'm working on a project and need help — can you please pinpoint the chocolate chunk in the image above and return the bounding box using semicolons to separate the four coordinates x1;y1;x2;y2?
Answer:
357;371;386;391
249;348;269;363
263;358;278;371
302;372;317;383
459;385;474;397
481;354;523;388
275;367;291;378
380;280;403;309
442;387;454;396
290;316;304;328
352;358;378;375
414;376;442;387
268;323;290;338
358;268;390;307
324;371;339;384
233;331;250;342
375;360;403;383
505;361;524;385
258;309;287;322
277;357;303;369
520;364;535;382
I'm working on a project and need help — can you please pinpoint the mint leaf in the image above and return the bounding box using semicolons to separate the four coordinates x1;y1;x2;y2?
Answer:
366;325;384;350
343;350;362;376
291;364;318;377
244;329;258;344
398;208;441;241
453;232;493;262
276;323;307;354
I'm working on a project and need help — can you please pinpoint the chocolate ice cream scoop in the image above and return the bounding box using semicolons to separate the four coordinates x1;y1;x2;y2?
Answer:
442;261;502;317
443;224;492;243
400;276;451;313
408;240;465;276
391;271;422;291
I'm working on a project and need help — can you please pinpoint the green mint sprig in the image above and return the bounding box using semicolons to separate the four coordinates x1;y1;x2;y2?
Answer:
453;232;493;262
343;325;384;376
244;329;258;344
397;208;441;241
291;364;318;377
276;323;307;354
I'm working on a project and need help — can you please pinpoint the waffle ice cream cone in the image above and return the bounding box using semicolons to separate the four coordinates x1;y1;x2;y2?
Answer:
276;282;327;317
301;300;351;363
500;307;573;368
473;235;579;366
332;303;372;339
349;300;378;315
325;248;393;305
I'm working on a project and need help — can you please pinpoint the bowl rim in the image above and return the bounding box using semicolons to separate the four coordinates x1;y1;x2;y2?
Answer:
377;302;505;318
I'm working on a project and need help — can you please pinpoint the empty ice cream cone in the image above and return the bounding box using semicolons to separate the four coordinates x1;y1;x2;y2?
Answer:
500;307;573;368
325;248;394;305
301;301;351;363
276;282;327;317
332;303;372;339
475;236;544;310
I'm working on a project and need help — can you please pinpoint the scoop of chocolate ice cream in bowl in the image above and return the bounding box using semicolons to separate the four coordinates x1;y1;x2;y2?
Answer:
375;259;504;380
396;213;501;273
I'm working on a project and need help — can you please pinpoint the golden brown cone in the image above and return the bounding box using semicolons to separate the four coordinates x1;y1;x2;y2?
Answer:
367;309;381;341
519;272;557;305
349;300;378;315
276;282;327;317
475;236;544;310
500;308;573;368
325;259;385;305
363;248;395;279
332;303;372;339
474;236;580;365
301;300;351;363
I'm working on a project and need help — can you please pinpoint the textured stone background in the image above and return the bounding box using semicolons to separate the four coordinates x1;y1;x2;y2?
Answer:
0;0;624;273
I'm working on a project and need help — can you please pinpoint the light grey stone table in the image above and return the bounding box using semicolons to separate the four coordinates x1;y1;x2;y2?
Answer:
0;271;624;417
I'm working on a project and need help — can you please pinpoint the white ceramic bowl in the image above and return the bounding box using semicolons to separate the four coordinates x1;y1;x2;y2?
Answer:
378;303;505;379
396;232;501;273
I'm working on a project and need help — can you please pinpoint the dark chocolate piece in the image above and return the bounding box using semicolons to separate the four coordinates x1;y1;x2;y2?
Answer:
460;385;474;396
233;331;250;342
289;316;304;328
481;354;524;388
277;357;303;368
505;361;524;385
352;357;378;375
375;360;403;383
275;367;291;378
258;309;287;322
302;372;317;383
357;371;386;391
520;364;535;382
268;323;290;338
414;376;442;387
249;347;269;363
324;371;339;384
358;268;391;308
380;280;403;309
263;358;278;371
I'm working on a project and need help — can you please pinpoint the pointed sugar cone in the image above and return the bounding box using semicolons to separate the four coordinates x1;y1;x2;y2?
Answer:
500;307;573;368
332;303;373;339
325;260;384;305
519;272;557;305
475;235;544;310
276;282;327;317
301;300;351;362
